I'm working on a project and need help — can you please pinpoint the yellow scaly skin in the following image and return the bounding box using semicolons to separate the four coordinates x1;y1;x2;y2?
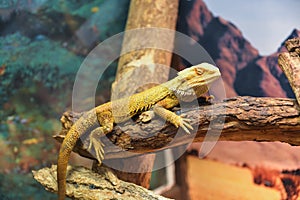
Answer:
57;63;221;199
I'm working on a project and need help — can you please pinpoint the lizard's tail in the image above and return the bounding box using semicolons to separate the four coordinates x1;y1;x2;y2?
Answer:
57;145;70;200
57;113;95;200
57;124;79;200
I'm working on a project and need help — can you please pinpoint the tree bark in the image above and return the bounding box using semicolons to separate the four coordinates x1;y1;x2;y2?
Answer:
278;37;300;105
32;165;171;200
112;0;179;98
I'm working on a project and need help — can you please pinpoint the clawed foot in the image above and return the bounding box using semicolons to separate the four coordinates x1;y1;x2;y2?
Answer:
179;115;193;134
153;105;194;134
87;128;105;164
173;114;193;134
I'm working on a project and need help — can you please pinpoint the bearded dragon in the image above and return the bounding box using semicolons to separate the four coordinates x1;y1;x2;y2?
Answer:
57;63;221;199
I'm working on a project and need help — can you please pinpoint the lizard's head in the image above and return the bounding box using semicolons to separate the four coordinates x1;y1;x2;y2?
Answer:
171;63;221;102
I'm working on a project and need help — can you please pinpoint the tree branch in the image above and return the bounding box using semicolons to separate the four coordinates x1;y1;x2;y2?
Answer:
54;96;300;161
108;0;179;188
278;37;300;105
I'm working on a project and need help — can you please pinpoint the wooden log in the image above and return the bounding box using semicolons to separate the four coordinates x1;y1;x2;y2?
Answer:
54;96;300;161
278;37;300;105
105;0;179;189
112;0;179;98
284;38;300;53
32;165;171;200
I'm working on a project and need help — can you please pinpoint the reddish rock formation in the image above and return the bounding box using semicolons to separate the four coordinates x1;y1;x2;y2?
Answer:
179;0;300;198
234;29;300;98
178;0;259;97
177;0;299;99
185;0;213;39
202;16;259;96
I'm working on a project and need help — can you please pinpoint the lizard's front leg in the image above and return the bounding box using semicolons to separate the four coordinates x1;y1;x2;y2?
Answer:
153;97;193;134
88;111;113;164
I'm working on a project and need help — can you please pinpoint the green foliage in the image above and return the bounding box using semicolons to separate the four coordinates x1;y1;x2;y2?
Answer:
0;173;56;200
0;33;83;106
41;0;104;18
0;101;61;173
0;0;130;197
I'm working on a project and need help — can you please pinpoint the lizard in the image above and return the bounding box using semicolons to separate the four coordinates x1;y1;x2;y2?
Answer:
57;62;221;200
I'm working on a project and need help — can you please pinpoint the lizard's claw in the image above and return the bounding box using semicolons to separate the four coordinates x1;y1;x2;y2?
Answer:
88;128;105;164
173;115;193;134
180;117;193;134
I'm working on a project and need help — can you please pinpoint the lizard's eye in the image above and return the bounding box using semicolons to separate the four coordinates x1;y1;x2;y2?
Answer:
195;68;203;75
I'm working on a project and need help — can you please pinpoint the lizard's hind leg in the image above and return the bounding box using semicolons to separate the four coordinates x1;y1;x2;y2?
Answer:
88;111;114;164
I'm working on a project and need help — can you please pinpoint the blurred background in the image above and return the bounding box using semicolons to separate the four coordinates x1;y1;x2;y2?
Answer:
0;0;299;199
